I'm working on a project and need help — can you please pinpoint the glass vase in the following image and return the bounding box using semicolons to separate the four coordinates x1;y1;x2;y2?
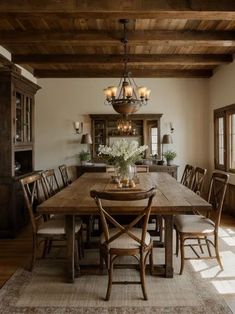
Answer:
117;163;136;185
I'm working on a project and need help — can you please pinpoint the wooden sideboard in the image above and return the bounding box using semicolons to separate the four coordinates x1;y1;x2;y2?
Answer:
76;164;179;180
149;164;179;180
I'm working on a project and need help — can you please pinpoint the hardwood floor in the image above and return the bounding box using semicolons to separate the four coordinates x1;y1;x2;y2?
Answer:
0;213;235;311
0;225;32;288
1;213;235;288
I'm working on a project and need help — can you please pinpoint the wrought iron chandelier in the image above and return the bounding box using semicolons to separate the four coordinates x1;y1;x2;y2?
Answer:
103;19;151;115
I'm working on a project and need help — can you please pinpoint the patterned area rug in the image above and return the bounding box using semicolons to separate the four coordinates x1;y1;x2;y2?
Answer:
0;241;233;314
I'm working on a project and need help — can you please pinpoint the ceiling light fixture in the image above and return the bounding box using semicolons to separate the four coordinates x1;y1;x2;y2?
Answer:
103;19;151;115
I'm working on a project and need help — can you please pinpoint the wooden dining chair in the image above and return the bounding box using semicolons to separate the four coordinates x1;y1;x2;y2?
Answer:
42;169;60;197
181;164;194;188
59;164;72;188
191;167;207;196
175;172;229;275
90;187;156;301
20;173;83;271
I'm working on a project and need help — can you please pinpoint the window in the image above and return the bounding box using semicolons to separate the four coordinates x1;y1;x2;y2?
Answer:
214;104;235;172
151;127;158;156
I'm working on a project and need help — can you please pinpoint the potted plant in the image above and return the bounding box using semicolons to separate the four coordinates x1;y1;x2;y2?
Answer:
78;150;91;165
163;150;177;166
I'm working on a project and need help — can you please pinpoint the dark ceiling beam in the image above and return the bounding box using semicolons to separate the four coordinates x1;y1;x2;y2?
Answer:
2;30;235;47
34;69;213;78
0;1;235;20
12;54;233;66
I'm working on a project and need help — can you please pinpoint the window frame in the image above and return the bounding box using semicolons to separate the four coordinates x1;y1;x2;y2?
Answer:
214;104;235;173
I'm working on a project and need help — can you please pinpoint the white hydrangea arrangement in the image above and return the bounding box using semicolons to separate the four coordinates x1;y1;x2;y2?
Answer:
98;139;148;165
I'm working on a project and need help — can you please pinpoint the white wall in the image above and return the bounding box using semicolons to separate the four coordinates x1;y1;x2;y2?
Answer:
35;78;210;178
209;59;235;183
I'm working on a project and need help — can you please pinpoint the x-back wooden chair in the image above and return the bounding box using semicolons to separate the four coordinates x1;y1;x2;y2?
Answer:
90;187;156;301
191;167;207;196
181;164;194;188
42;169;60;197
175;172;229;275
59;164;72;188
20;173;82;272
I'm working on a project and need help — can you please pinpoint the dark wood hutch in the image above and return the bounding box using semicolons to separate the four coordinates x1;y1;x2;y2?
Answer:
0;69;40;237
88;114;178;179
90;114;162;160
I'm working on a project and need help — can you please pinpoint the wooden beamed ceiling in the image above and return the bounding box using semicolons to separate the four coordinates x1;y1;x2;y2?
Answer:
1;1;235;78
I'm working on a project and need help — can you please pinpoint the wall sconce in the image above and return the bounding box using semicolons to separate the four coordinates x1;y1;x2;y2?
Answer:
170;122;174;133
74;121;83;134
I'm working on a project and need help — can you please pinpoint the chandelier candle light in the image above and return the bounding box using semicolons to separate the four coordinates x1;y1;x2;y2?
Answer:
103;19;151;115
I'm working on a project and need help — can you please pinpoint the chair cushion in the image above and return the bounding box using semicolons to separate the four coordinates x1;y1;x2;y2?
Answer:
37;218;82;235
174;214;215;234
100;228;151;249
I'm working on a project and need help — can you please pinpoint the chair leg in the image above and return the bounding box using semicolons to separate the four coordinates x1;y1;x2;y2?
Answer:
99;247;104;273
29;235;37;271
215;233;223;271
198;238;204;254
42;238;49;258
175;229;179;256
205;236;212;257
47;239;52;255
77;229;84;259
149;248;154;275
105;254;113;301
140;252;148;300
179;234;185;275
74;240;81;275
155;215;163;242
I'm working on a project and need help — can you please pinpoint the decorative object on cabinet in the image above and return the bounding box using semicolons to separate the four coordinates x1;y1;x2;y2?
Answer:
160;134;173;164
78;150;91;165
81;133;92;163
163;150;177;166
0;69;40;238
90;114;162;160
74;121;83;134
103;20;150;115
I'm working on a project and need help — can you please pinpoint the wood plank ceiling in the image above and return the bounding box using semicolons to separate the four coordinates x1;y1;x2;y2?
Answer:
0;1;235;78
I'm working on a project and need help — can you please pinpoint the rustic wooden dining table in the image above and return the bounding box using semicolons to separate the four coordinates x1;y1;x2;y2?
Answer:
37;172;212;283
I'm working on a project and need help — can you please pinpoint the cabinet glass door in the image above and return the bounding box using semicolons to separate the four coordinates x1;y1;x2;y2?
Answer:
15;92;23;143
15;91;33;144
24;96;32;142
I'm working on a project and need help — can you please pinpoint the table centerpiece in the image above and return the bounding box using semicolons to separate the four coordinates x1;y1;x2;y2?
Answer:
98;139;148;185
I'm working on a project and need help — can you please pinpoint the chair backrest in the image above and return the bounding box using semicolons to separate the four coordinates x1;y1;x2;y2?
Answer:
181;164;194;188
208;172;229;229
59;164;71;187
136;165;149;173
42;169;60;197
191;167;207;195
20;173;48;233
90;187;156;248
